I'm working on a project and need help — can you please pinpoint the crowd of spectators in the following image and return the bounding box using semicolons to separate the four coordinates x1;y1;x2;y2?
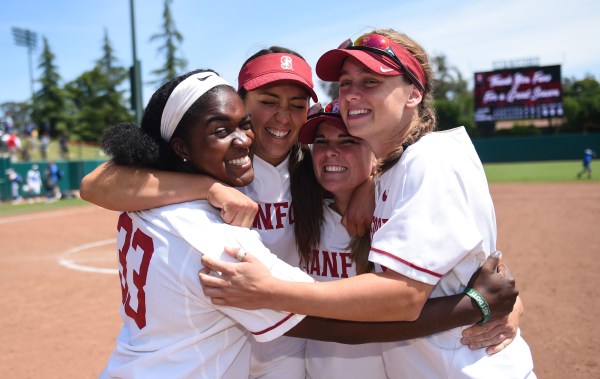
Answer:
1;114;66;204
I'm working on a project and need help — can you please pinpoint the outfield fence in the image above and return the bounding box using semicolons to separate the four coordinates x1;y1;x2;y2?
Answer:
473;133;600;163
0;157;105;202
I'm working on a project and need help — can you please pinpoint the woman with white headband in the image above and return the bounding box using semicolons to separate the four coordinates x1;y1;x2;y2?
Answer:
98;69;315;378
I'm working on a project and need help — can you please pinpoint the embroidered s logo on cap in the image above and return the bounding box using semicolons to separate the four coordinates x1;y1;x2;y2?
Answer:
280;55;293;70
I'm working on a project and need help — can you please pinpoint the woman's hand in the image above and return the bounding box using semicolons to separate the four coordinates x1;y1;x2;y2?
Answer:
466;251;518;322
207;183;258;228
461;296;524;355
199;247;276;309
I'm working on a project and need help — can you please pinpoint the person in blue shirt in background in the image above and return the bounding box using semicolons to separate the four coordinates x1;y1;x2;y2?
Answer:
44;161;63;202
577;148;596;179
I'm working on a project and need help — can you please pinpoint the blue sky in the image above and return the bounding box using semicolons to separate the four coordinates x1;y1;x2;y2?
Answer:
1;0;599;108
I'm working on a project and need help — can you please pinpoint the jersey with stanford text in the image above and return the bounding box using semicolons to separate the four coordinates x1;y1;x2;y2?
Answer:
100;201;312;379
304;201;387;379
238;154;299;266
369;127;535;378
237;154;306;379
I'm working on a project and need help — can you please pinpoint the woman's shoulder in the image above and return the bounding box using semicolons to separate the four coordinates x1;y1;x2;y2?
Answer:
139;200;221;226
414;127;469;147
405;127;472;162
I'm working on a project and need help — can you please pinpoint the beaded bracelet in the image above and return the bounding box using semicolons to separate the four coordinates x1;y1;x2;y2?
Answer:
464;287;491;324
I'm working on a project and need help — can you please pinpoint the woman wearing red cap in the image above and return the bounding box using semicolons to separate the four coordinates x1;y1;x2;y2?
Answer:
199;29;536;378
294;100;387;378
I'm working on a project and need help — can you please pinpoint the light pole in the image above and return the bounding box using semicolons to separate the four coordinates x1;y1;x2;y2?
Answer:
129;0;143;126
11;27;37;101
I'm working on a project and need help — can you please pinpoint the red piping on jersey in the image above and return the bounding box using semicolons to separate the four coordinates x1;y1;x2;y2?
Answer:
251;312;296;336
371;247;443;278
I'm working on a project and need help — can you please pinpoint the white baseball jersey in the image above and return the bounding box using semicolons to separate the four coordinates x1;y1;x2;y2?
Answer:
26;169;42;194
237;154;307;379
370;127;535;378
304;200;387;379
100;200;312;379
238;154;300;266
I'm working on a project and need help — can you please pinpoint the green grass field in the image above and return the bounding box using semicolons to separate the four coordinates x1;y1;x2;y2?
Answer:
0;197;91;216
483;160;598;183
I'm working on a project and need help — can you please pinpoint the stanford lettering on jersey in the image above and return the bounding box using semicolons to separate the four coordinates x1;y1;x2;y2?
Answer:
370;216;389;240
302;249;353;279
253;201;294;230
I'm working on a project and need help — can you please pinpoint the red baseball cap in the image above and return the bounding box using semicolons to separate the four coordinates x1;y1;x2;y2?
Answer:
316;33;425;93
299;99;348;144
238;53;318;102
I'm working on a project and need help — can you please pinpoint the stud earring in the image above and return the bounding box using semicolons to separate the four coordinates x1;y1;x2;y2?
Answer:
183;158;187;162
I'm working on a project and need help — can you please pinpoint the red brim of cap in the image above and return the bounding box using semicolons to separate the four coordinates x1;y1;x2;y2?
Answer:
242;72;318;102
299;114;347;144
316;49;401;81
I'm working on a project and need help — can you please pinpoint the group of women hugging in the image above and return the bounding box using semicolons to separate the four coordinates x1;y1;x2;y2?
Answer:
81;28;536;379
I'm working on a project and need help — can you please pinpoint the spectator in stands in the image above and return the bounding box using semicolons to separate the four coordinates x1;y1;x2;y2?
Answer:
7;168;23;204
44;161;63;202
24;164;42;203
39;133;50;160
59;132;70;159
6;131;22;162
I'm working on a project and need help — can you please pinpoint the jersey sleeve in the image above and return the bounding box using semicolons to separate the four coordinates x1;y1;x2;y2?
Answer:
216;225;313;342
369;149;486;286
157;205;313;342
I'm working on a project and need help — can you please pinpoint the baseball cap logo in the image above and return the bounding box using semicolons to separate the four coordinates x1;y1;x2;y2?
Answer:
280;55;293;70
380;66;394;73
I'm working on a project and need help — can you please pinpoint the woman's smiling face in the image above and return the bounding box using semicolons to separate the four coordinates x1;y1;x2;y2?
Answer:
311;121;374;200
173;87;255;187
243;83;310;166
337;57;417;157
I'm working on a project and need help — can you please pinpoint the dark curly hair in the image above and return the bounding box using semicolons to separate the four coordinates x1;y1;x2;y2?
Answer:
100;69;232;172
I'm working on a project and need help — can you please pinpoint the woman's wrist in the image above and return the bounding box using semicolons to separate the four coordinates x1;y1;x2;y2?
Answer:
201;176;223;201
464;287;491;324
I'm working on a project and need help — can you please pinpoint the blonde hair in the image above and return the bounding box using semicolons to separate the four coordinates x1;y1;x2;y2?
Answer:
372;28;437;173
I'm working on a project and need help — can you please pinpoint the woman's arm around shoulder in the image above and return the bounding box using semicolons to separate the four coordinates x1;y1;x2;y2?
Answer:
80;160;258;227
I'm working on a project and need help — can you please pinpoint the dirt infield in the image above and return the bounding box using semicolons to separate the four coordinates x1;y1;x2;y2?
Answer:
1;183;599;378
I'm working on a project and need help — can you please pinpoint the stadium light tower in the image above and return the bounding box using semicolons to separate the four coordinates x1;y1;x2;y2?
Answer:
11;27;38;101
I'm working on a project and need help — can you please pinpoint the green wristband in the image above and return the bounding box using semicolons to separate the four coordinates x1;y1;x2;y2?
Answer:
464;287;491;324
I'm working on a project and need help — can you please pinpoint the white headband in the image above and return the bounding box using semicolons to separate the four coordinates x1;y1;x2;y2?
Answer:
160;72;231;141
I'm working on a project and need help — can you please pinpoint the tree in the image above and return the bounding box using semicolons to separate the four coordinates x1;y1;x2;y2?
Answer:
97;28;129;90
64;30;133;142
32;36;68;137
149;0;186;86
0;101;32;131
430;54;475;134
431;55;468;101
562;76;600;133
